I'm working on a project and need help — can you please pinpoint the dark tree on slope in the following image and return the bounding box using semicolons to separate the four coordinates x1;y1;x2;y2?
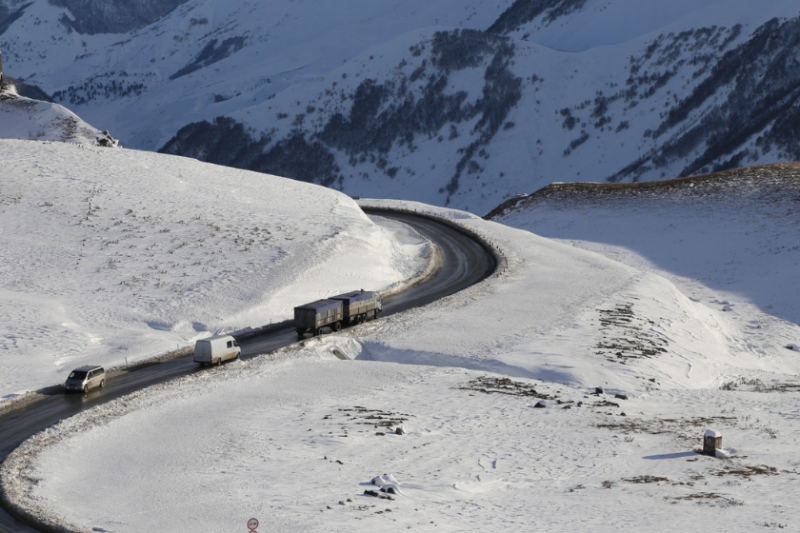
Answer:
607;15;800;182
487;0;590;35
159;117;340;186
160;29;522;200
51;0;191;35
170;37;247;80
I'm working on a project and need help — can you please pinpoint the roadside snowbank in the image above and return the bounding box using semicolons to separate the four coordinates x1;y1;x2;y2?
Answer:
0;141;427;400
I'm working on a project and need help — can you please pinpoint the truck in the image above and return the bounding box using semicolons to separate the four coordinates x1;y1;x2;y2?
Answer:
294;290;381;338
330;290;381;325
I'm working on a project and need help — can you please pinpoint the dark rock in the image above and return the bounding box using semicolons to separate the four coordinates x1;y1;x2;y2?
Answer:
614;394;629;400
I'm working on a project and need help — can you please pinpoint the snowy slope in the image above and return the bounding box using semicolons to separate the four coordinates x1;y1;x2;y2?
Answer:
4;1;800;213
0;84;115;145
0;140;428;400
5;199;800;532
489;163;800;371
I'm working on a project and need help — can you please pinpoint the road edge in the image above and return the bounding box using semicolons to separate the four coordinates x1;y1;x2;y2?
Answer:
0;207;464;533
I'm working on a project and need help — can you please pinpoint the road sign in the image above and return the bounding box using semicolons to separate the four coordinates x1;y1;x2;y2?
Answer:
247;517;259;531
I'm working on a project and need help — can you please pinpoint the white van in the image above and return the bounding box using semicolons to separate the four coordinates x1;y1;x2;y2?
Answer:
193;335;241;366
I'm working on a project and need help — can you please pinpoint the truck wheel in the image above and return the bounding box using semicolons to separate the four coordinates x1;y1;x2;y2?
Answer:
334;321;342;332
216;357;221;366
374;310;381;319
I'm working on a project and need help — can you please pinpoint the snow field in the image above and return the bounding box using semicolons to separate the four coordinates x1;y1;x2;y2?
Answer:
14;351;800;532
10;197;800;531
493;171;800;384
0;140;429;400
355;201;789;391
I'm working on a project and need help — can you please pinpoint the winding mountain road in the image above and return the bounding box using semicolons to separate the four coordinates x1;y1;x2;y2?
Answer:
0;209;496;532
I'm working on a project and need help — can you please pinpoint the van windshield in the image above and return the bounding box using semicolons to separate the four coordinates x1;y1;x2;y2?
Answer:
68;371;87;380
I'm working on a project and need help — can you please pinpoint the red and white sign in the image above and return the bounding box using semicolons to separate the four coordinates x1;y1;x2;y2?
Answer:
247;517;259;531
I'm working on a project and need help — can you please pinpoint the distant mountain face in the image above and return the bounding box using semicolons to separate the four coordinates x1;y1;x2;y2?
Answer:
3;0;800;213
51;0;191;35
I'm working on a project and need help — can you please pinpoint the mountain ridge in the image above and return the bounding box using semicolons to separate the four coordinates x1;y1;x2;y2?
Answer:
2;0;800;212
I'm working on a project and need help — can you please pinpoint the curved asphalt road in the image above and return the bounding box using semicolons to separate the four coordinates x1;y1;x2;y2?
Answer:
0;209;495;532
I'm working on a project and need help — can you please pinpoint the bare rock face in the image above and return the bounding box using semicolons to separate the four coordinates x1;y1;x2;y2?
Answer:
96;130;120;148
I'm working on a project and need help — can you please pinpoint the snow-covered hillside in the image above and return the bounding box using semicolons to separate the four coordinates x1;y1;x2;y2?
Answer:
488;162;800;371
4;1;800;213
5;198;800;532
0;82;116;145
0;139;428;400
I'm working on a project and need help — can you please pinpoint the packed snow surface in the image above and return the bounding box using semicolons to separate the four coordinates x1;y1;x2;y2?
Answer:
11;197;800;532
0;140;427;400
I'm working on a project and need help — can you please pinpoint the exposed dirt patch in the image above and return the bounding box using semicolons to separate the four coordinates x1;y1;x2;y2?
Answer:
317;406;413;437
597;416;737;440
595;303;668;363
623;475;670;484
458;376;555;400
720;377;800;392
669;492;744;507
711;464;780;478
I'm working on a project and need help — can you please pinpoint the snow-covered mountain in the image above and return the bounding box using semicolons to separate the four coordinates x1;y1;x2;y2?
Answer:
3;1;800;213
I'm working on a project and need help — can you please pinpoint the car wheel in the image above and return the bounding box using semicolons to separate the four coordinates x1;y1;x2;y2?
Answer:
99;379;105;389
83;384;89;393
216;357;221;366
